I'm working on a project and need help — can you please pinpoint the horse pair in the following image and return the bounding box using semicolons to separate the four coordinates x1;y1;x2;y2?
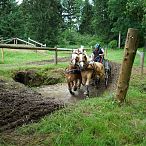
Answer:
65;49;105;96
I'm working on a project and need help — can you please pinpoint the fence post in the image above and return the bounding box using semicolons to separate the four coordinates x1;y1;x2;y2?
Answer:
116;28;139;103
1;48;4;63
54;47;58;65
140;52;144;76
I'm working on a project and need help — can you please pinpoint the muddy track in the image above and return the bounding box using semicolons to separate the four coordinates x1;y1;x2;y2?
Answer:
37;62;120;104
0;59;120;132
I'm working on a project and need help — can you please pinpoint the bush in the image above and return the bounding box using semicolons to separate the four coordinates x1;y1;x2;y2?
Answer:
58;29;106;49
108;40;117;49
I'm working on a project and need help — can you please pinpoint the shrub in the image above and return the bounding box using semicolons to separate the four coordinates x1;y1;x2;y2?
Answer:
108;40;117;49
58;30;105;48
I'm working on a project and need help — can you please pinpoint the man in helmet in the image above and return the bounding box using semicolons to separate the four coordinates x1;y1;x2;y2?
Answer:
91;43;104;63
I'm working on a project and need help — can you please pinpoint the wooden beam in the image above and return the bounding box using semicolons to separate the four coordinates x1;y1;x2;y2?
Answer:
0;44;56;51
0;44;73;51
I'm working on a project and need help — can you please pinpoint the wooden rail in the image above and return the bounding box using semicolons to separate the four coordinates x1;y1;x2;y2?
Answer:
0;44;72;64
28;37;46;47
13;38;35;46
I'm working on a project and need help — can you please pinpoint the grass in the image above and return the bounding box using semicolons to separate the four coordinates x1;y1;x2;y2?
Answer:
106;48;146;67
0;47;146;145
0;49;70;78
1;74;146;146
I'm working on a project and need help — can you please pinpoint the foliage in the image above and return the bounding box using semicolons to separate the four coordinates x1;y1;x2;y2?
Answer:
0;0;23;38
0;0;145;47
79;0;94;35
92;0;111;43
108;0;145;47
108;40;118;49
58;29;102;47
61;0;84;30
20;0;63;46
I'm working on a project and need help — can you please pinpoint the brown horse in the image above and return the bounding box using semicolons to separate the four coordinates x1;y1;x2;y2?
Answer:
78;53;105;96
65;63;82;95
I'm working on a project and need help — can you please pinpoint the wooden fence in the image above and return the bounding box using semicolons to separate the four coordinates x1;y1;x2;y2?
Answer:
0;44;73;64
28;37;46;47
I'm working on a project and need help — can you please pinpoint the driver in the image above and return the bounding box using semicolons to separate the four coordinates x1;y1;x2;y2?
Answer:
91;43;104;63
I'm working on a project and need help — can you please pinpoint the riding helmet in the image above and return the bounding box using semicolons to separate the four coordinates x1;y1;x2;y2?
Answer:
95;43;100;49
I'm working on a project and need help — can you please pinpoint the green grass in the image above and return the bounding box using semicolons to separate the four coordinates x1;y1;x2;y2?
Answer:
0;49;71;78
106;48;146;67
0;47;146;145
0;49;71;64
1;74;146;146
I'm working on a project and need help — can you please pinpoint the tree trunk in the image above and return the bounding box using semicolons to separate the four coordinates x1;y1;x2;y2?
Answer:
116;28;139;103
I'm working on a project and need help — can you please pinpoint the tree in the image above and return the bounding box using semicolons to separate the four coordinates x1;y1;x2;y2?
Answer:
108;0;145;47
21;0;63;46
61;0;84;31
126;0;145;46
0;0;23;38
79;0;94;35
92;0;111;43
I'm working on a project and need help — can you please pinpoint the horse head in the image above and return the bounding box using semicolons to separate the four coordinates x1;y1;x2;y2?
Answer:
78;53;88;70
71;50;80;66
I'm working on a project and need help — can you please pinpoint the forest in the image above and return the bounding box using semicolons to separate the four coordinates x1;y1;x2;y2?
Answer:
0;0;146;48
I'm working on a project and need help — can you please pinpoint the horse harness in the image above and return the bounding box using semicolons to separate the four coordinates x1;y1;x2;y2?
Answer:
65;68;81;74
65;64;81;74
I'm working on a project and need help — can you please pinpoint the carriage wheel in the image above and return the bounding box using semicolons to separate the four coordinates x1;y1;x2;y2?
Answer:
105;71;109;88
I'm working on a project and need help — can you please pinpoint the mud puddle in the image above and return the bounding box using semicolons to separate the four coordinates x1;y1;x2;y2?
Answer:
36;82;106;104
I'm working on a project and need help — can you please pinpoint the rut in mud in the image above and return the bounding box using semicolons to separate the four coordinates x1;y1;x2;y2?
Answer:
0;61;120;132
0;80;64;132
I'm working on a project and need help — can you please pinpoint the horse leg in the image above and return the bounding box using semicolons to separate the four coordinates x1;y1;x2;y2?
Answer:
68;81;74;95
78;78;82;89
84;73;92;97
95;75;100;88
73;80;77;91
84;85;89;97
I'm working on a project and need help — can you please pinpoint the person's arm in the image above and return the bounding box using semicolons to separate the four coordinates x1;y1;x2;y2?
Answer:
99;48;104;56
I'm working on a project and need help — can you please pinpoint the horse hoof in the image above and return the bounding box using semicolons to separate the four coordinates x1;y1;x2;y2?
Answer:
84;92;89;97
69;91;75;95
86;95;89;98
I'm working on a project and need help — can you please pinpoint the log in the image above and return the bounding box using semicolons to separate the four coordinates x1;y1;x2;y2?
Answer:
116;28;139;103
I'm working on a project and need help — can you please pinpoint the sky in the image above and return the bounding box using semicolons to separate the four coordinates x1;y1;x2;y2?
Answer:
16;0;93;5
16;0;23;5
